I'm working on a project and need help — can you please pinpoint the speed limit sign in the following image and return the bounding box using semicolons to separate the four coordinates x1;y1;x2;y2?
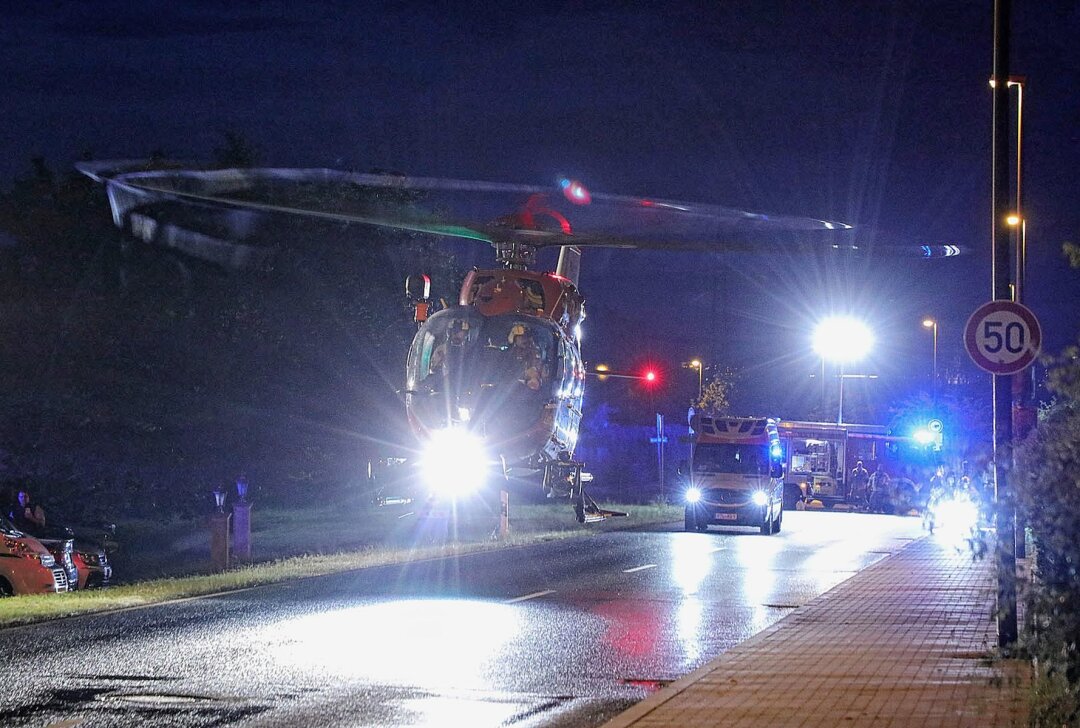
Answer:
964;300;1042;375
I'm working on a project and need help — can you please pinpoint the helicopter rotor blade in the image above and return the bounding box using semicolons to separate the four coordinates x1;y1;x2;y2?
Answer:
78;163;960;262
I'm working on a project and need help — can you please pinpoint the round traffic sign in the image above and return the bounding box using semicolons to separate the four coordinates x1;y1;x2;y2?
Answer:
927;419;943;433
964;300;1042;375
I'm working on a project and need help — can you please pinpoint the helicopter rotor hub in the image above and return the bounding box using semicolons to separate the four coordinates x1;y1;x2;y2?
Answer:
493;239;538;270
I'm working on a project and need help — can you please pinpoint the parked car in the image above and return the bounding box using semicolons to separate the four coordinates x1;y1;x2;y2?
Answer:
0;517;70;595
18;522;112;590
71;539;112;590
14;523;78;590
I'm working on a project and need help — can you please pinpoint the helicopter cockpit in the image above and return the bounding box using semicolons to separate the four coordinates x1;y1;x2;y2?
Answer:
406;307;579;460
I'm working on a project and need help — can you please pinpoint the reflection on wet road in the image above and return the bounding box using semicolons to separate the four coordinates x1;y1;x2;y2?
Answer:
0;512;923;728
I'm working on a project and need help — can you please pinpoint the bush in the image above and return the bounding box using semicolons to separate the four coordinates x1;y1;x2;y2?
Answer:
1016;343;1080;725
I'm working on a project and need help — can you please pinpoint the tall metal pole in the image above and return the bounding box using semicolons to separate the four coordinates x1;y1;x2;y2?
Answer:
837;361;845;425
1015;82;1024;301
821;357;827;414
932;322;939;386
992;0;1018;652
1010;80;1032;560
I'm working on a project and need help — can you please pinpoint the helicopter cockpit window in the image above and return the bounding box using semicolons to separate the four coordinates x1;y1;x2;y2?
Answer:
407;310;481;391
427;319;473;376
407;310;557;396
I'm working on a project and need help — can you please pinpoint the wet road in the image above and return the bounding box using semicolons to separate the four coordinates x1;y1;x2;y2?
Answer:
0;512;924;728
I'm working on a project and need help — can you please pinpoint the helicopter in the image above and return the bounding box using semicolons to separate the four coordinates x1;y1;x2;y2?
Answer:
78;161;958;522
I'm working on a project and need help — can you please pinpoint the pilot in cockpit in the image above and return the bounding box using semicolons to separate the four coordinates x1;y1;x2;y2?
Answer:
428;320;469;375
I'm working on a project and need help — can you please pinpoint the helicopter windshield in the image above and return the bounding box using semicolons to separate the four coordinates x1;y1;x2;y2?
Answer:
406;308;561;434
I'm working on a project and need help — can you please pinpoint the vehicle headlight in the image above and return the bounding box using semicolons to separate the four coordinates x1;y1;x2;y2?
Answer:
419;428;488;497
685;487;702;504
932;494;979;533
752;490;769;506
26;552;55;568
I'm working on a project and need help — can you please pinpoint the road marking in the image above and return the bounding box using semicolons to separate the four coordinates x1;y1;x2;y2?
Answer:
622;564;657;573
45;720;85;728
504;589;556;603
708;546;727;553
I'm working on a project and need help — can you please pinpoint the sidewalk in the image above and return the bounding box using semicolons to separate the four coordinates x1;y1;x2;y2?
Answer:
604;535;1030;727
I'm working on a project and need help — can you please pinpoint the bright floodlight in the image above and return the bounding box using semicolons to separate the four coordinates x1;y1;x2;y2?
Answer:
419;428;488;497
913;428;936;446
812;317;874;362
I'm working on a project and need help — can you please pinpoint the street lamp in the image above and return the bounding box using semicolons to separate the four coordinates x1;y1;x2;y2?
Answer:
683;359;703;401
922;318;938;386
990;76;1026;304
812;317;874;425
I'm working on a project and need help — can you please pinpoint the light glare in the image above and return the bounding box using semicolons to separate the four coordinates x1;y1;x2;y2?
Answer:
913;428;935;445
420;429;488;496
812;317;874;362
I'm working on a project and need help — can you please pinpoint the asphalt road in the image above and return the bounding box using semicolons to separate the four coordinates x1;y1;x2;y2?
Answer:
0;511;924;728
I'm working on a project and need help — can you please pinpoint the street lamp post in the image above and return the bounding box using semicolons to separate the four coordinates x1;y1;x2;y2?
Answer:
922;318;938;386
683;359;703;401
838;373;879;424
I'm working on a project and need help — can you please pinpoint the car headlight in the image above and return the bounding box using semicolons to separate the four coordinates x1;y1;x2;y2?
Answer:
26;552;55;568
685;487;702;504
419;428;488;497
752;490;769;506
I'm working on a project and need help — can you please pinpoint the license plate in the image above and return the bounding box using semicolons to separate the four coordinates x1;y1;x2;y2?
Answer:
716;512;738;521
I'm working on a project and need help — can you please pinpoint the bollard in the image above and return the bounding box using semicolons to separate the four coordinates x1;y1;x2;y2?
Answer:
499;489;510;537
232;501;252;563
210;511;231;572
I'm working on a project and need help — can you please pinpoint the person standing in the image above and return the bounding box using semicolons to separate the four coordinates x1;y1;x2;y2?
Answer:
849;460;869;502
868;465;891;512
14;490;45;530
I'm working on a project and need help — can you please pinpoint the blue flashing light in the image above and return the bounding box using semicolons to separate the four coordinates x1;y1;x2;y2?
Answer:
770;444;782;459
913;428;936;446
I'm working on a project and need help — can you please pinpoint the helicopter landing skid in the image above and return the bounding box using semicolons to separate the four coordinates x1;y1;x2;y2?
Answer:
543;460;628;524
579;492;628;523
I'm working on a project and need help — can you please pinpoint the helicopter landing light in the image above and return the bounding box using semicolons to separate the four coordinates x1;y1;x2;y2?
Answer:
419;428;488;497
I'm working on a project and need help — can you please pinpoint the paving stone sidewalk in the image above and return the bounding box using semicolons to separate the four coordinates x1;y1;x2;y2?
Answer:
604;536;1030;727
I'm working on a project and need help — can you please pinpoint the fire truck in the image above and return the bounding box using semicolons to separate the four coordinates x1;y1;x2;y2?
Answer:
682;416;785;535
775;420;934;509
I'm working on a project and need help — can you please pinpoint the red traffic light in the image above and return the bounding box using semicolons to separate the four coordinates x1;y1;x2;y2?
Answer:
639;368;661;387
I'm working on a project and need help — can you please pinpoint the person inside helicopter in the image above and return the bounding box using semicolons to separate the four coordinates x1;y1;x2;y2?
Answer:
508;324;543;391
428;319;470;376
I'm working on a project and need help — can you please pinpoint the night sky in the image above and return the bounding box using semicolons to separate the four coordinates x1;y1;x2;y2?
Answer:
2;1;1078;417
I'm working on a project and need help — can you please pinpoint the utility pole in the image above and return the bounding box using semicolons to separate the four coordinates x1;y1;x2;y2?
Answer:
991;0;1018;652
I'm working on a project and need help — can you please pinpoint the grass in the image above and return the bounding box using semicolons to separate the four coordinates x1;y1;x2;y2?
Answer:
0;502;682;628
